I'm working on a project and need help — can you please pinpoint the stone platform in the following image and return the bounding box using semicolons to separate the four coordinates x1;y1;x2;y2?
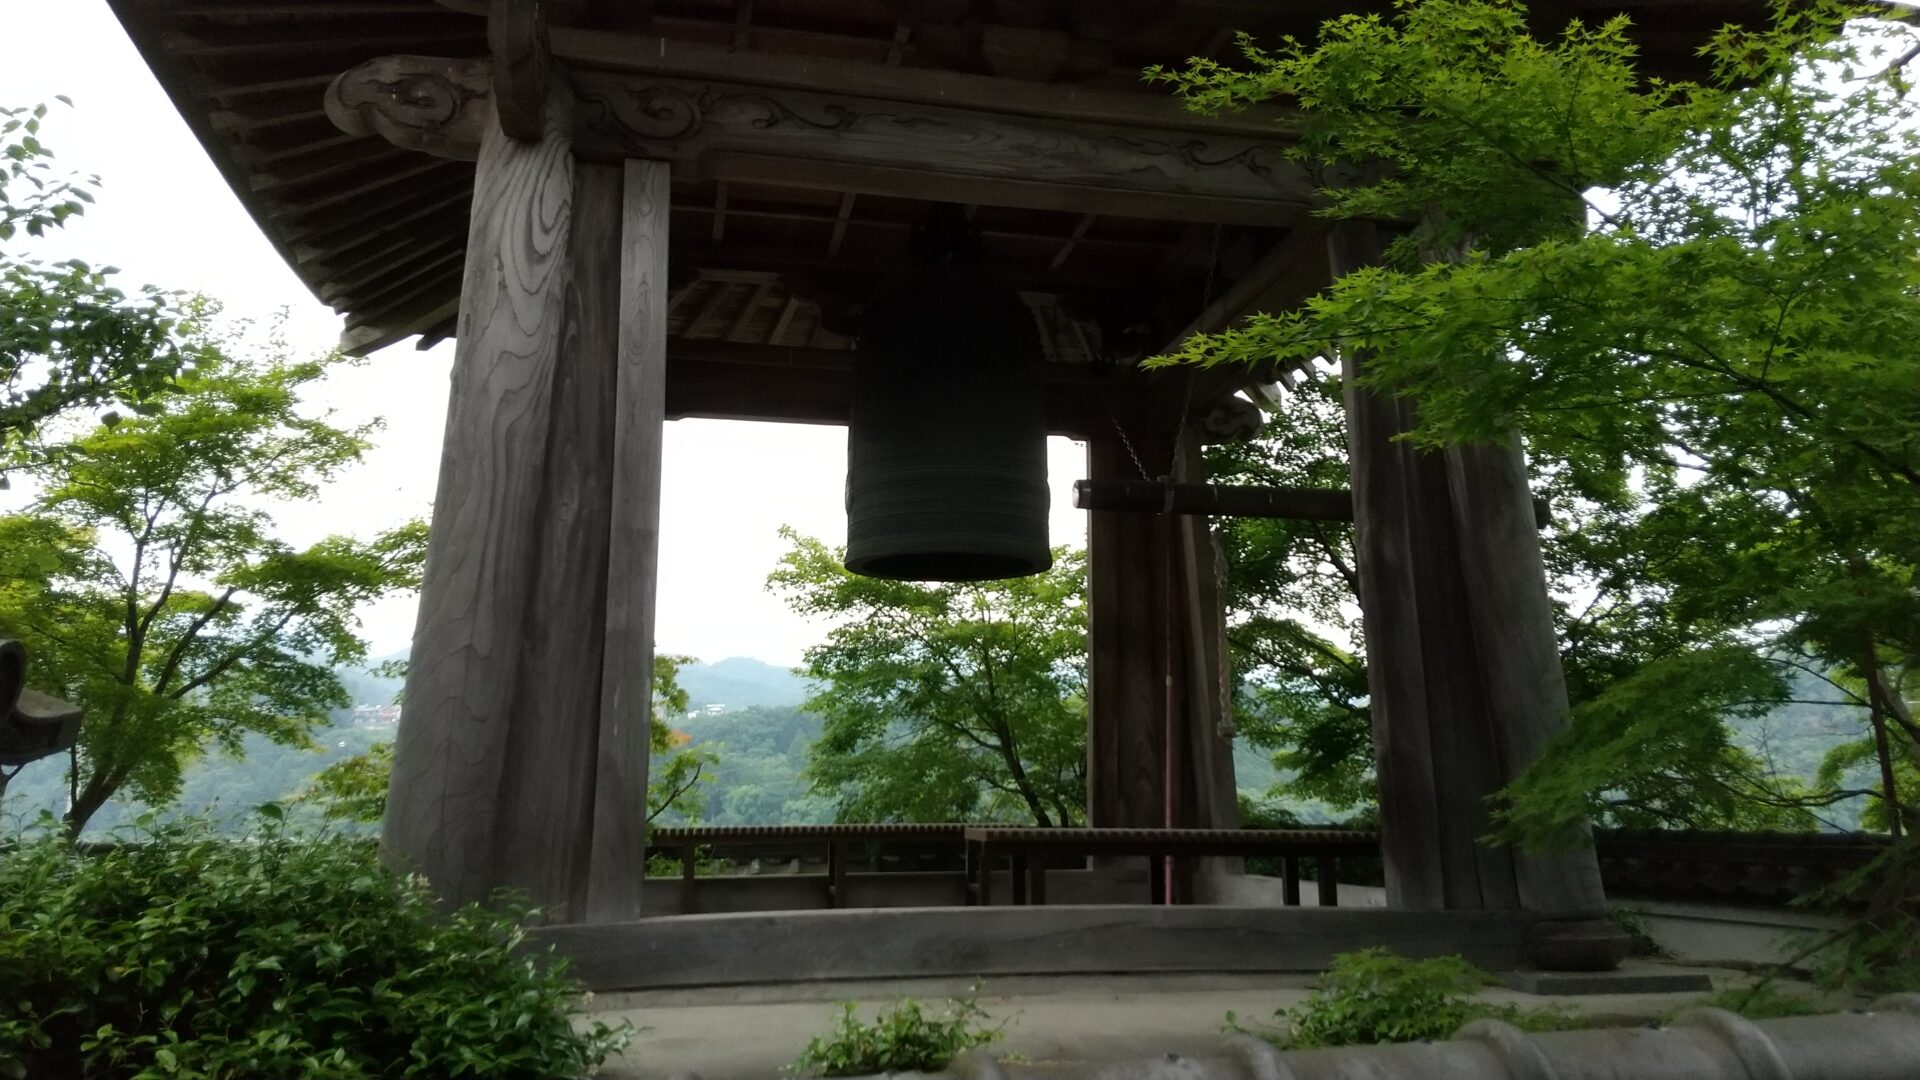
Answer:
532;905;1539;991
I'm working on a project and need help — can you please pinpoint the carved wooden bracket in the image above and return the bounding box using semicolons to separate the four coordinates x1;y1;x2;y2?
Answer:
325;56;493;161
490;0;552;140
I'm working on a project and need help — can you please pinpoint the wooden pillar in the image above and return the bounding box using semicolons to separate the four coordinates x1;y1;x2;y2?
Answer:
1085;429;1240;837
383;86;671;922
1172;431;1242;837
1328;219;1608;926
491;160;622;921
1086;435;1165;830
384;92;577;912
586;158;671;922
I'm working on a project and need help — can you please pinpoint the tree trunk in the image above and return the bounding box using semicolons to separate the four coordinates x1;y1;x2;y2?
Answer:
64;770;114;839
1863;636;1906;839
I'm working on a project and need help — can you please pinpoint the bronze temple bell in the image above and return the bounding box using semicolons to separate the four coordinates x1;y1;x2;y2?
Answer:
843;207;1051;582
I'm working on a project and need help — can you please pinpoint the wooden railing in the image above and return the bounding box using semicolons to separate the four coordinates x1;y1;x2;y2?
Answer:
963;826;1379;906
645;823;1379;913
647;823;968;912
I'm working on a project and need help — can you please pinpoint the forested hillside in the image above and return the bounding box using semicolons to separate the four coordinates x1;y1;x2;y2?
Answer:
3;654;1868;835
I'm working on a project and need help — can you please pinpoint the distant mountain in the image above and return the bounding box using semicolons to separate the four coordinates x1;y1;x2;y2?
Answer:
677;657;812;710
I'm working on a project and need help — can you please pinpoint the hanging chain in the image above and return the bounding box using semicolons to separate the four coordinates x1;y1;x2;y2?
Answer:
1165;225;1223;482
1093;223;1223;485
1106;406;1151;481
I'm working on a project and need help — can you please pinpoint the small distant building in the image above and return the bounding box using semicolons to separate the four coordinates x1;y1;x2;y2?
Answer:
353;703;402;727
703;704;726;716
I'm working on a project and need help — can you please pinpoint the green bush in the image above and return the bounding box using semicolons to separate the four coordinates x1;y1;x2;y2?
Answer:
1606;905;1671;958
1227;949;1574;1049
0;810;630;1079
1681;982;1828;1021
793;993;1002;1076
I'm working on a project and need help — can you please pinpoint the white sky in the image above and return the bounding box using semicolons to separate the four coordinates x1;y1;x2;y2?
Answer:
0;1;1092;668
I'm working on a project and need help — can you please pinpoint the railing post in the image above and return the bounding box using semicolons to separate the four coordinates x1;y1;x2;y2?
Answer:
1317;857;1340;907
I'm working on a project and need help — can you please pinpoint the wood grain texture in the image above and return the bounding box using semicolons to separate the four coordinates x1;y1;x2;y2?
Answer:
1405;437;1518;911
490;161;623;923
487;0;549;141
1331;219;1601;917
548;25;1301;138
325;57;1309;224
325;55;492;161
585;158;671;922
1329;220;1448;911
570;72;1313;221
1086;437;1166;831
1173;434;1241;838
383;93;574;909
1446;438;1608;915
529;906;1538;990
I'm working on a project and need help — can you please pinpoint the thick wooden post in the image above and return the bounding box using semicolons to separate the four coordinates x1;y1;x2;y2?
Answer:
1172;431;1242;838
384;93;576;910
381;89;671;922
585;158;670;922
491;160;623;922
1086;436;1167;830
1085;430;1240;841
1328;220;1610;936
1445;438;1607;913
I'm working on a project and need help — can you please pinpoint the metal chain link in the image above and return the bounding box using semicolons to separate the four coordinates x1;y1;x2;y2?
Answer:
1096;224;1222;484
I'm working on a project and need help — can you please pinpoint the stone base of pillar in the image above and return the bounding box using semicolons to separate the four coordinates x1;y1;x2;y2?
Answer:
1525;917;1632;972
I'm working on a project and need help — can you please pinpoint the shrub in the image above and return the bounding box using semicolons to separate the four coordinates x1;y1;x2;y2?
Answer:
1227;948;1574;1049
0;810;630;1079
1606;905;1670;958
1682;982;1828;1021
793;992;1002;1076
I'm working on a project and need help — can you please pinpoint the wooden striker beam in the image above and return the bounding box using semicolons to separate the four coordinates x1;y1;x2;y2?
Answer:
1074;479;1552;527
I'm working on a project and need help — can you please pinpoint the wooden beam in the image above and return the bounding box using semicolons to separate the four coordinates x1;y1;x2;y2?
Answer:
682;280;732;338
1049;213;1096;273
339;293;459;355
548;26;1301;139
658;338;1159;437
588;157;672;921
489;0;550;140
327;57;1314;224
1074;479;1552;527
1160;218;1332;353
732;0;753;50
768;296;800;345
722;281;773;342
826;192;856;259
383;90;574;909
680;201;1162;250
663;236;1164;298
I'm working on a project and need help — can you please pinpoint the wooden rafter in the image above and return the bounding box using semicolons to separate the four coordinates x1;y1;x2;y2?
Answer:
826;193;856;259
732;0;753;51
722;281;773;342
1049;214;1097;273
